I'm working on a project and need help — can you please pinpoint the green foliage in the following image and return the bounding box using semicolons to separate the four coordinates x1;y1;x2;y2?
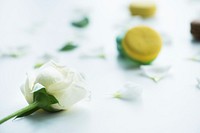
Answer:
33;88;60;112
59;42;78;52
71;16;89;28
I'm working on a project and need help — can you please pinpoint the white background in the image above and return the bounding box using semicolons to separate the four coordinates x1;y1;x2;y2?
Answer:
0;0;200;133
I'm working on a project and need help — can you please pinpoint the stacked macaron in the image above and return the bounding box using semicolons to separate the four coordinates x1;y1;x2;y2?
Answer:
191;19;200;40
117;25;162;64
129;0;156;18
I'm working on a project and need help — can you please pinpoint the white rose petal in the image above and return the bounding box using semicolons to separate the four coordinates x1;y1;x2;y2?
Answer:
80;46;106;59
140;65;171;82
113;82;142;101
0;46;28;58
51;84;87;109
35;65;64;88
20;72;36;104
188;54;200;62
21;61;88;110
31;83;45;93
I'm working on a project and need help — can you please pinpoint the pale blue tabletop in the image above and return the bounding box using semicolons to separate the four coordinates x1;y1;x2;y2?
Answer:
0;0;200;133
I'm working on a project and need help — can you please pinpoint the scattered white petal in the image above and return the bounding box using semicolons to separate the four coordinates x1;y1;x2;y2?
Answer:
80;46;106;59
188;54;200;62
0;46;28;58
34;54;58;69
196;78;200;89
140;65;171;82
113;82;142;101
160;32;172;45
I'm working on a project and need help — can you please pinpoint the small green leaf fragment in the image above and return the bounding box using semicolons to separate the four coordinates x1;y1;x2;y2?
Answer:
113;91;122;99
34;54;56;69
59;42;78;52
1;49;27;58
71;16;89;28
34;62;45;68
97;54;106;59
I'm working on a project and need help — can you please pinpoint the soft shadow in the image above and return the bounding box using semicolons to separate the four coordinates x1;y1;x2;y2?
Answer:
119;97;142;103
117;55;141;70
22;107;90;131
107;96;143;107
191;38;200;45
114;97;143;110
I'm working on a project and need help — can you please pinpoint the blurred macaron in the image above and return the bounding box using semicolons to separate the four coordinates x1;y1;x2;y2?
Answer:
129;0;156;18
116;25;162;64
191;19;200;40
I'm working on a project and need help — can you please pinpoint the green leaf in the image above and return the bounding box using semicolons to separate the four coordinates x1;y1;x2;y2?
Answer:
71;16;89;28
34;88;60;112
59;42;78;52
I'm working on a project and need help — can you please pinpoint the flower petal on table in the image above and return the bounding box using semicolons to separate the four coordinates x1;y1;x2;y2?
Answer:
188;54;200;62
80;46;106;59
113;82;142;101
140;65;171;82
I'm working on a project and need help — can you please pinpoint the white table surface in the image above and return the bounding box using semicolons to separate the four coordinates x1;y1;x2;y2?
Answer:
1;0;200;133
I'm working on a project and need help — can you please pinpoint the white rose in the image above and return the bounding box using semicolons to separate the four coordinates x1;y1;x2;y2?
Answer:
20;61;88;110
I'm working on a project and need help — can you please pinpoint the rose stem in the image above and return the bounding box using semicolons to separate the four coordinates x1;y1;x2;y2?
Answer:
0;102;39;124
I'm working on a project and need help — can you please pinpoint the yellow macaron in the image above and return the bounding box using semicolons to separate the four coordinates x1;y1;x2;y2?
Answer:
120;25;162;64
129;0;156;18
